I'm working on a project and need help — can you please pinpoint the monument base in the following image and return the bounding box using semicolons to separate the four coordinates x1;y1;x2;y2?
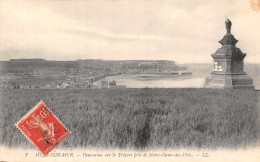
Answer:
204;73;255;90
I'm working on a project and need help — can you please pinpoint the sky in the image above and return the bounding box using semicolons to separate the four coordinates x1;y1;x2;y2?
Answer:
0;0;260;64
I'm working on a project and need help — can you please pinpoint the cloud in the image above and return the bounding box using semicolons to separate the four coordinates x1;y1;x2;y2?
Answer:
0;0;171;61
0;0;259;64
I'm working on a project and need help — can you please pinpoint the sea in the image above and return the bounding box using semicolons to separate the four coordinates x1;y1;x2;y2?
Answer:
103;64;260;90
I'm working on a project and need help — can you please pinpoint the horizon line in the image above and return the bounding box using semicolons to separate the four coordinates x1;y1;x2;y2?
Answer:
0;58;258;64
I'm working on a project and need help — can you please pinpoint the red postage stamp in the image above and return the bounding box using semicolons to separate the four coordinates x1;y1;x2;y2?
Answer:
15;101;70;156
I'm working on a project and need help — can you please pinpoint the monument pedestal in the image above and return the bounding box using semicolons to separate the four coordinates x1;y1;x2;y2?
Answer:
205;73;254;89
204;18;254;90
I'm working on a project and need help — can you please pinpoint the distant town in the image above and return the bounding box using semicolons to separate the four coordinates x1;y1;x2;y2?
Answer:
0;59;187;89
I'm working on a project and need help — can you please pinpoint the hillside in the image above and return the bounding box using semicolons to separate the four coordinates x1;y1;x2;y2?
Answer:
0;59;186;89
0;88;258;149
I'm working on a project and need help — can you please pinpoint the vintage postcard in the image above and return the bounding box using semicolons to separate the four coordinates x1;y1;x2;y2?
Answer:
0;0;260;161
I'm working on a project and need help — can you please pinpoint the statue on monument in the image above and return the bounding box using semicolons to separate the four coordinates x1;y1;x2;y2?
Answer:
225;18;232;34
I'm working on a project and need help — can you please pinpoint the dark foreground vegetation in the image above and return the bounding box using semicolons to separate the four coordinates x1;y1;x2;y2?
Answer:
0;89;258;149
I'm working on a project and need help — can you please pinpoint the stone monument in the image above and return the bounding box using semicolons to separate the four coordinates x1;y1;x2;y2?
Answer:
204;18;254;89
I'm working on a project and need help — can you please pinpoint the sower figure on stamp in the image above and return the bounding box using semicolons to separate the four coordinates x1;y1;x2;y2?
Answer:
28;114;57;146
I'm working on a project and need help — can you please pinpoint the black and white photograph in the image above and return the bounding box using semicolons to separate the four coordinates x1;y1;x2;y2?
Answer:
0;0;260;161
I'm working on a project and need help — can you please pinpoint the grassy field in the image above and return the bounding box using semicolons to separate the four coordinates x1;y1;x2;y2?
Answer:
0;88;258;149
